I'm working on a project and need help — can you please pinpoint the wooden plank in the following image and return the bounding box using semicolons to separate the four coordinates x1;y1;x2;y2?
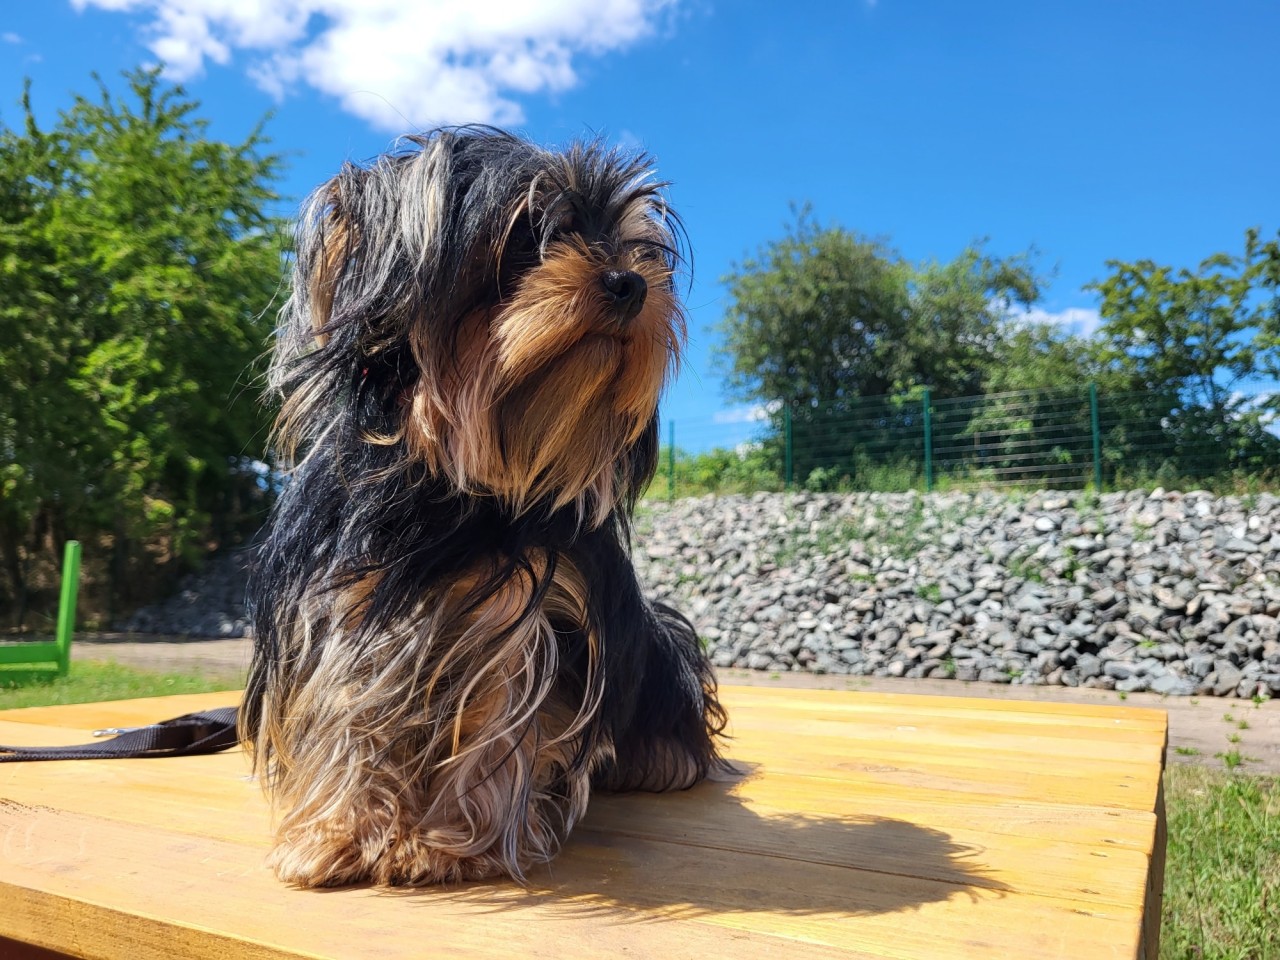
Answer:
0;801;1143;960
0;734;1155;909
0;718;1160;843
0;687;1164;960
600;768;1161;850
723;686;1169;732
0;686;1165;732
0;742;1157;855
1140;779;1168;960
726;729;1163;811
0;691;243;728
579;788;1156;907
0;712;1164;810
724;705;1165;751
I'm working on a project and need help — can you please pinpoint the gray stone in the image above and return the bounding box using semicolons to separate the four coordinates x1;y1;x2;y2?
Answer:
1221;537;1260;554
1014;594;1047;614
1076;654;1103;680
1091;587;1118;608
1149;674;1196;696
1115;675;1150;694
1104;661;1137;681
1212;662;1244;697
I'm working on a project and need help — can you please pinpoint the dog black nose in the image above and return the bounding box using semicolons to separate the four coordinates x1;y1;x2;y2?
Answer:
600;270;647;320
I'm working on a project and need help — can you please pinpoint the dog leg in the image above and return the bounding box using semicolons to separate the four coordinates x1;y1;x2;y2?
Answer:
255;563;596;887
593;600;727;793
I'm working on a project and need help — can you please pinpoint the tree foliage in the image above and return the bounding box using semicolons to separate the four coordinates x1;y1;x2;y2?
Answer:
716;210;1049;484
1087;228;1280;481
1090;229;1280;401
716;209;1046;408
903;247;1043;398
0;68;283;620
717;209;910;407
714;212;1280;492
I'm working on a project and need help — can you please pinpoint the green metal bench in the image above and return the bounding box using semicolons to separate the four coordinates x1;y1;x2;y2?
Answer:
0;541;81;677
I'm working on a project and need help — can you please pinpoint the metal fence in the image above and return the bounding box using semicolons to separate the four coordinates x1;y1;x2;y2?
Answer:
656;383;1280;498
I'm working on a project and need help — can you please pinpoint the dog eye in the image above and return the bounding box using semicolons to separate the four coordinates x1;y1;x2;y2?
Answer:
632;243;668;266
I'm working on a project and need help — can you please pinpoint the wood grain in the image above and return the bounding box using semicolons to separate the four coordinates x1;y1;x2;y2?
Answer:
0;686;1167;959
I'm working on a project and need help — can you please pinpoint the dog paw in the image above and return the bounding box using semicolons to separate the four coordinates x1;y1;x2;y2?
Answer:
268;828;375;888
381;833;509;886
268;828;511;888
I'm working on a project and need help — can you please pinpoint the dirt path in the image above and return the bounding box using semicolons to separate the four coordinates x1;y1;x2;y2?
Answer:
73;634;252;683
70;633;1280;775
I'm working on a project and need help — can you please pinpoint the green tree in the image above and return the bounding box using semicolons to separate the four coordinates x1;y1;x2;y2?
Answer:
929;321;1099;488
716;210;1045;486
1089;228;1280;408
904;246;1043;398
1088;228;1280;482
716;208;910;408
980;321;1094;394
0;68;283;621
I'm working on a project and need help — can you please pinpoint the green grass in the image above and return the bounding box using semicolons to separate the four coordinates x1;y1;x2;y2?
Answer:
1162;765;1279;960
916;582;943;603
0;661;238;710
1216;750;1246;771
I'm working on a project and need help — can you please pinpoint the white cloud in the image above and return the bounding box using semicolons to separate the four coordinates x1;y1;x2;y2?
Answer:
2;32;22;43
1010;305;1104;338
615;128;643;151
712;401;779;425
69;0;678;130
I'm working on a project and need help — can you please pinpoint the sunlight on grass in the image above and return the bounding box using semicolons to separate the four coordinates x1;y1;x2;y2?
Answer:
1162;765;1279;960
0;661;239;711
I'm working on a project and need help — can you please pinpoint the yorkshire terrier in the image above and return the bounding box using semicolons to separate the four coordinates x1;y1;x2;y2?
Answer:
240;128;727;888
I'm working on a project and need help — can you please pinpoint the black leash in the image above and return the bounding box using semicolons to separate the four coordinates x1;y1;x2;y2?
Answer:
0;707;239;762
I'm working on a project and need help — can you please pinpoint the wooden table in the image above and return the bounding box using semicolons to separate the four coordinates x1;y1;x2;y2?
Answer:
0;686;1167;959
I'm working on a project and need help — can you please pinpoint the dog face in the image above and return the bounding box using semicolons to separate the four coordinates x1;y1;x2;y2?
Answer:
272;130;685;523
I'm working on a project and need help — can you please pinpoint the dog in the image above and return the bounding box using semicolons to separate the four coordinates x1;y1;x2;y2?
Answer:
240;128;727;888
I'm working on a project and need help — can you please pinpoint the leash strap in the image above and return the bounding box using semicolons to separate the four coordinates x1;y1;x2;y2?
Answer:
0;707;239;762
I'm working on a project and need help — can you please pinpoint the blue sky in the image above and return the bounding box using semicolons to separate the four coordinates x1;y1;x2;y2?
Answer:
3;1;1277;451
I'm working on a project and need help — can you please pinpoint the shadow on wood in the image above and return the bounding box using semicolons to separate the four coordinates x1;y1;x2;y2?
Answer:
359;775;1011;922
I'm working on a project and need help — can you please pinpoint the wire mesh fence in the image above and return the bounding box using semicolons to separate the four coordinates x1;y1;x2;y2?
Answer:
654;384;1280;499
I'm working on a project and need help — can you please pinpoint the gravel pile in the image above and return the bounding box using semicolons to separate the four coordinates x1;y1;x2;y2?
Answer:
115;549;252;639
120;489;1280;698
635;489;1280;699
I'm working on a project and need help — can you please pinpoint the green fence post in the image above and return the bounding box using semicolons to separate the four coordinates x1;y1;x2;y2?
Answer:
922;388;934;493
1089;383;1103;492
784;404;794;489
667;419;676;501
54;540;81;676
